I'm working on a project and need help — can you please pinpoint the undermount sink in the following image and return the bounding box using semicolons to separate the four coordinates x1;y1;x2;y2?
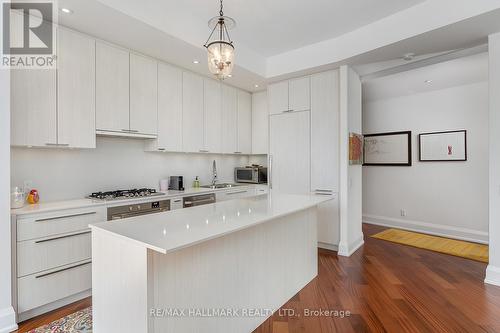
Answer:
200;183;243;189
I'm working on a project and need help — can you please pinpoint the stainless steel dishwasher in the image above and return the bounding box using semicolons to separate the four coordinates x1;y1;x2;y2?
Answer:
183;193;216;208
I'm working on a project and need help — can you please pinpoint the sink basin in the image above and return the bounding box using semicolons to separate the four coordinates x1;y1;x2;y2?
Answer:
200;183;243;189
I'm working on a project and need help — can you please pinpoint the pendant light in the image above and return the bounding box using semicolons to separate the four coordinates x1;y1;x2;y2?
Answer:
204;0;235;80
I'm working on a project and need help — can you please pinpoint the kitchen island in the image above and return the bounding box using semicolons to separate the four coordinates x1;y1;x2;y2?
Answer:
90;192;332;333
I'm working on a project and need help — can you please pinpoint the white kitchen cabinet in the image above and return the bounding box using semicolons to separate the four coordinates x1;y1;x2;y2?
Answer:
267;81;289;115
289;76;310;112
146;63;183;152
203;78;222;153
311;70;339;192
11;69;57;146
130;53;158;135
252;91;268;154
222;85;238;154
268;77;310;115
182;72;204;153
170;197;184;210
269;110;310;194
317;195;340;248
216;187;253;202
95;42;130;134
57;28;96;148
237;90;252;154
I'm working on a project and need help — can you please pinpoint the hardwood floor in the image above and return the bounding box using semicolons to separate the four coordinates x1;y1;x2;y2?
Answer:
16;224;500;333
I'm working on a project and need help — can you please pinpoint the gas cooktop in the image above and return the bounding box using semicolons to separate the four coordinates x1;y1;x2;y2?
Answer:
87;188;163;201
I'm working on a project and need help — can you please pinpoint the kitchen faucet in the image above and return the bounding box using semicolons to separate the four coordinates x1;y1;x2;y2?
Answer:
212;160;218;186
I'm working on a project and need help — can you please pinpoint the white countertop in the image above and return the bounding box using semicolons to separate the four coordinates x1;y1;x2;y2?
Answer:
90;192;332;254
10;184;267;216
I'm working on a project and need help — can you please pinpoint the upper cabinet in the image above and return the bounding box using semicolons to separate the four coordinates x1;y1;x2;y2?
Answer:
57;28;96;149
268;77;310;115
130;53;158;135
11;27;95;148
182;72;205;153
222;85;238;154
146;63;183;152
203;78;222;153
95;42;130;134
237;91;252;154
252;91;268;155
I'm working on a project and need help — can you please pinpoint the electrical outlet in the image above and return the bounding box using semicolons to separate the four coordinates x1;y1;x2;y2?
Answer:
400;209;407;217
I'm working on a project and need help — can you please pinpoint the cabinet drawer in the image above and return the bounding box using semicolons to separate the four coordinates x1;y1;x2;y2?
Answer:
17;260;91;313
17;207;105;242
17;231;91;277
217;189;252;201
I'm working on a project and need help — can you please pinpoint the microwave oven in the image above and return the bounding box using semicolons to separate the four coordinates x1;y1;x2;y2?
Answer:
235;167;268;184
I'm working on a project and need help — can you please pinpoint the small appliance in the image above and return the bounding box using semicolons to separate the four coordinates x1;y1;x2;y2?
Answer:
168;176;184;191
235;165;267;184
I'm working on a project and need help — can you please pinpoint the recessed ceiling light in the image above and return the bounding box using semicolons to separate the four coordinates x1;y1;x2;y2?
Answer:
424;80;432;84
254;84;259;88
193;60;199;64
60;8;73;14
227;74;232;78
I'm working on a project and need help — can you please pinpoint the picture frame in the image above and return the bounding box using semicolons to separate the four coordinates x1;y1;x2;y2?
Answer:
363;131;412;166
419;130;467;162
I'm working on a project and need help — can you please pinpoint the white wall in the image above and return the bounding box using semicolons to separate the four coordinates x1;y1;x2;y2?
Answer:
11;137;249;202
486;32;500;286
0;13;17;332
363;81;489;243
338;66;364;256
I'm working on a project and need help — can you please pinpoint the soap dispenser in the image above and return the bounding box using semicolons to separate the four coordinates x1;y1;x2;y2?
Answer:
193;176;200;188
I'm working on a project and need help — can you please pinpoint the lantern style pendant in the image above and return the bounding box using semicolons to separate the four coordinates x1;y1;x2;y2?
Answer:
204;0;235;80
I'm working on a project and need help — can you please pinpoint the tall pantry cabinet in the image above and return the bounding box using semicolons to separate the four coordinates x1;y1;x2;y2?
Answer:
268;70;340;249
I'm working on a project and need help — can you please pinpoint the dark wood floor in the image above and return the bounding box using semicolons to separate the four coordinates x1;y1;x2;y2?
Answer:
16;224;500;333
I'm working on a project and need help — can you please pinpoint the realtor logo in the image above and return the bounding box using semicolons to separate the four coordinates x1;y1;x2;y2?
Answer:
2;1;56;69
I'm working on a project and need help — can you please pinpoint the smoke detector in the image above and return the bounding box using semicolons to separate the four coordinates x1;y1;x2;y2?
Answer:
403;53;415;61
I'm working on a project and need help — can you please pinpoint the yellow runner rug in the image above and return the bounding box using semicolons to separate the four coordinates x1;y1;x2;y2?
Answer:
371;228;488;263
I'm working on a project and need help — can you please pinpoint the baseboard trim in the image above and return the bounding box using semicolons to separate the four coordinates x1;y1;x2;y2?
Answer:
363;214;488;244
485;265;500;287
338;235;364;257
0;306;17;333
318;242;339;252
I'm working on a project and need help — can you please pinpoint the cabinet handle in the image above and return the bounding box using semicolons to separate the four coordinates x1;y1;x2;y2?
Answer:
199;149;209;153
234;152;242;154
226;190;247;195
283;109;294;113
121;129;139;133
158;148;166;151
35;230;91;244
45;143;69;147
315;189;333;193
35;260;91;279
173;199;182;203
35;211;97;222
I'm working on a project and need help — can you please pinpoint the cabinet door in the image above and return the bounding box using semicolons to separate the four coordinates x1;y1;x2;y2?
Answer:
317;196;340;247
95;42;129;132
182;72;204;153
289;76;310;112
57;28;96;148
267;81;288;115
11;69;56;146
251;91;268;154
130;53;158;135
203;79;222;153
237;90;252;154
222;85;238;153
269;111;310;194
311;70;339;192
155;63;182;151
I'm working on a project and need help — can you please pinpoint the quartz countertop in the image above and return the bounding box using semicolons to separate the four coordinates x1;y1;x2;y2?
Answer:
90;192;332;254
11;184;268;216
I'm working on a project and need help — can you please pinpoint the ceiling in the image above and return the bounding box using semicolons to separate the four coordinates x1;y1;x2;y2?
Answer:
57;0;500;92
362;52;489;103
92;0;425;57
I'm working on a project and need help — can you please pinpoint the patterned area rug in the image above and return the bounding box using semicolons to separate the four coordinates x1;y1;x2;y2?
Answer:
28;307;92;333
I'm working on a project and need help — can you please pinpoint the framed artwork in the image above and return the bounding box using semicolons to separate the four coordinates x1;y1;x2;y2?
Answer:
419;130;467;162
363;131;412;166
349;133;363;165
